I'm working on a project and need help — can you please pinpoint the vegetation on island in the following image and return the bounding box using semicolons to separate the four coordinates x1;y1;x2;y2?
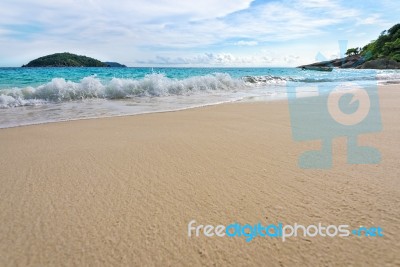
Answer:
300;23;400;69
103;62;127;67
22;52;126;67
345;23;400;62
345;47;361;56
360;23;400;62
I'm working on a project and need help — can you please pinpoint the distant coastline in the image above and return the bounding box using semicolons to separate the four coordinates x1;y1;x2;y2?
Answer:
298;55;400;70
299;23;400;70
22;52;126;68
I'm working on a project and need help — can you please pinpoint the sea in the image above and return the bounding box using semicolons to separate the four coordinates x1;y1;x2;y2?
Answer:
0;67;399;128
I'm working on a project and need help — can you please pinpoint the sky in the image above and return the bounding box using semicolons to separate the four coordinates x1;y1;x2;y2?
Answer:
0;0;399;67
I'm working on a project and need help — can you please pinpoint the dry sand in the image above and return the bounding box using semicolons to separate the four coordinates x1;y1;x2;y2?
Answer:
1;85;399;266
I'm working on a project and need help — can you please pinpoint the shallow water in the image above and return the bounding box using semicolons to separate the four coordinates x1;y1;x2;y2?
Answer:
0;67;399;128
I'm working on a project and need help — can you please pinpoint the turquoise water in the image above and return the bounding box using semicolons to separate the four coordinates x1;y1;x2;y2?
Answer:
0;67;399;128
0;67;393;89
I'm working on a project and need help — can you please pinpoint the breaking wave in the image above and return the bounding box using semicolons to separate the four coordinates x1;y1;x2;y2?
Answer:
242;74;393;84
1;70;399;108
0;73;246;108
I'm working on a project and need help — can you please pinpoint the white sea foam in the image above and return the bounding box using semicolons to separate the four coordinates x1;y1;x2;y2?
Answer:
376;71;400;82
0;73;247;108
1;68;399;128
2;70;400;109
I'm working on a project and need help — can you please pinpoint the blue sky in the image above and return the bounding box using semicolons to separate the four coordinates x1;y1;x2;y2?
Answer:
0;0;399;67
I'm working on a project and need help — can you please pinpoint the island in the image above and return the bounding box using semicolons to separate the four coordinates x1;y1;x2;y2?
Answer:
22;52;127;67
103;62;127;68
299;23;400;70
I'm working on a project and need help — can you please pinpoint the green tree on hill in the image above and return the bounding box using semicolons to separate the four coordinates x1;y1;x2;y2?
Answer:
23;52;107;67
361;23;400;62
345;47;360;56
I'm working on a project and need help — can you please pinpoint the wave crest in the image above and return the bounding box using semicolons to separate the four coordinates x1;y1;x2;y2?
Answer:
0;73;246;108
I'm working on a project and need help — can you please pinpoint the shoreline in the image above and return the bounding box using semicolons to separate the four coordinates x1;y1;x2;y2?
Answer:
0;97;249;130
0;92;290;130
1;81;398;130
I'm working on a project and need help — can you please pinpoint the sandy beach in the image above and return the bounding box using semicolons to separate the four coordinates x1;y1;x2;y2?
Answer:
1;85;399;266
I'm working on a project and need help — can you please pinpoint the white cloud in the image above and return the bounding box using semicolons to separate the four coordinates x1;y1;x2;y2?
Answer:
355;15;389;28
0;0;396;66
137;50;308;67
234;40;258;46
283;55;300;64
0;0;253;23
130;0;362;48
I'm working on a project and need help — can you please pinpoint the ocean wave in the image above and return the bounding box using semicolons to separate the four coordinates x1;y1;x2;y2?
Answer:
1;70;399;108
0;73;246;108
376;72;400;81
242;74;383;84
242;75;289;85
